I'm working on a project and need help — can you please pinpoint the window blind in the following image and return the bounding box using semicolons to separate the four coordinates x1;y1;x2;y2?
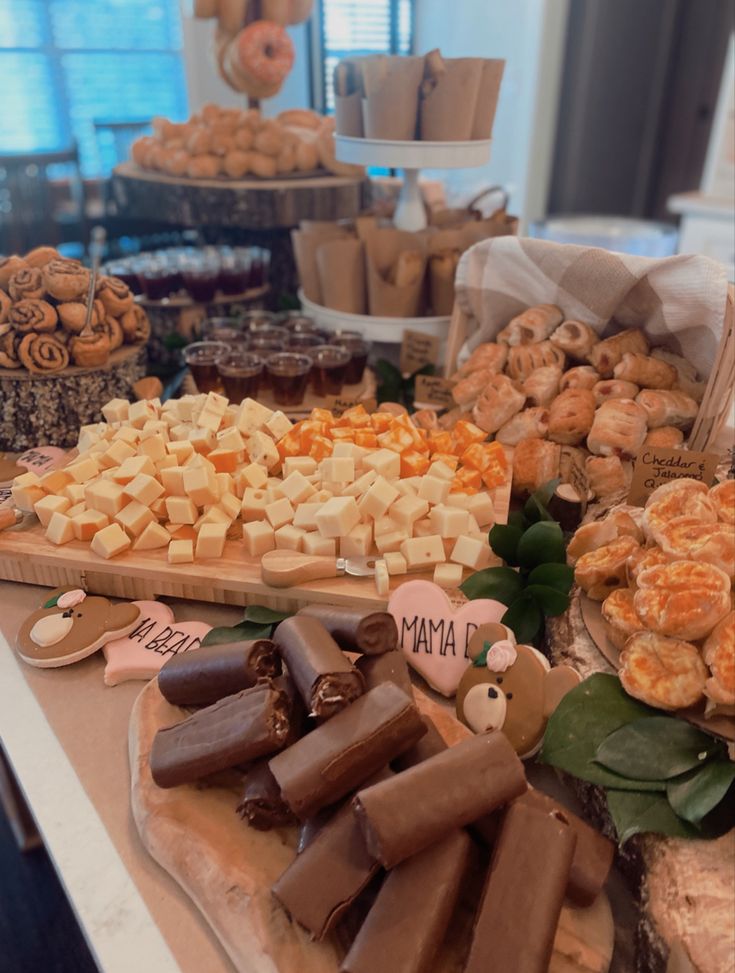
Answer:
0;0;188;176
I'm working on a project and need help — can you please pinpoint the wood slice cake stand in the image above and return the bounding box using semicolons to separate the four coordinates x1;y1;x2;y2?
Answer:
130;679;615;973
547;592;735;973
0;345;146;452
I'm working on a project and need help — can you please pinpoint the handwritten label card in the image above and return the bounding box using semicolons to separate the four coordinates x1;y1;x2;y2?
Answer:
400;329;440;377
413;374;456;409
325;395;377;416
628;446;720;506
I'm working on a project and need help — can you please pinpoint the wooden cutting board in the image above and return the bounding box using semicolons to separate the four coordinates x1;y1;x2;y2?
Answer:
129;679;615;973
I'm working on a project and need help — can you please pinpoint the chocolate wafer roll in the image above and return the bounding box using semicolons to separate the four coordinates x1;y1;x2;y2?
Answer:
356;650;412;695
391;715;447;771
273;769;392;938
150;681;292;788
237;759;296;830
341;829;472;973
297;807;337;854
157;639;281;707
274;615;364;719
353;731;526;868
269;683;426;819
297;604;398;654
465;801;576;973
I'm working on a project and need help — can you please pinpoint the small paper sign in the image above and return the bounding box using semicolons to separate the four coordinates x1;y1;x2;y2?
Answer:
400;329;440;377
413;374;456;409
627;446;720;506
325;395;377;416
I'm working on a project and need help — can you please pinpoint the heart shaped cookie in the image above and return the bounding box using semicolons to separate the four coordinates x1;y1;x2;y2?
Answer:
388;580;507;696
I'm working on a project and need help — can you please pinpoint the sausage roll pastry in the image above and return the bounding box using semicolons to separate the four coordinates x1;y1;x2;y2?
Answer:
593;380;639;406
642;426;684;448
454;342;508;379
496;407;550;446
650;348;706;402
496;303;563;346
522;365;562;407
586;399;647;458
635;389;699;430
547;388;596;445
587;328;648;377
507;340;566;383
585;455;631;501
511;438;561;496
613;352;676;389
549;320;599;361
471;373;526;434
560;365;600;392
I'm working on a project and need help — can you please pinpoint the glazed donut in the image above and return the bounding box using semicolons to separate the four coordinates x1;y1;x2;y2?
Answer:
220;35;283;99
235;20;295;87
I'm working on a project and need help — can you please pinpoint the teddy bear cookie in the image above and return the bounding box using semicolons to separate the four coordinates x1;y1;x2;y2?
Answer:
455;623;581;758
17;587;141;668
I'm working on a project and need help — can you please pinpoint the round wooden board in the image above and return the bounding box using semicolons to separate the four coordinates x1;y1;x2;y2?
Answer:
580;593;735;743
129;679;615;973
0;343;144;382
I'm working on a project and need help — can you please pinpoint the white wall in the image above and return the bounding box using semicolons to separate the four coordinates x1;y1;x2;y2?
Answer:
413;0;569;227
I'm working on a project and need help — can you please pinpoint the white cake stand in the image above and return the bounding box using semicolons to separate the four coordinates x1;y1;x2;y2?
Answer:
335;136;492;232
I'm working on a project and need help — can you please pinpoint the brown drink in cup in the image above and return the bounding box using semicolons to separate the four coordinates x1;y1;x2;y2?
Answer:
310;344;351;396
184;341;228;394
334;335;371;384
266;352;312;407
218;351;264;403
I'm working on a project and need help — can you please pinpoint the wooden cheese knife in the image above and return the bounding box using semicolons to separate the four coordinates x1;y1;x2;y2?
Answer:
261;550;377;588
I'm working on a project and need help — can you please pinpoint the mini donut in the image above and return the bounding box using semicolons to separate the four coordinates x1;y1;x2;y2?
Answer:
276;144;296;174
131;136;157;168
186;126;213;156
316;117;365;177
210;131;235;157
234;126;254;151
0;288;10;324
235;20;295;87
278;108;322;130
295;139;319;171
186;154;221;179
161;149;191;177
222;150;251;179
249;151;277;179
254;122;285;157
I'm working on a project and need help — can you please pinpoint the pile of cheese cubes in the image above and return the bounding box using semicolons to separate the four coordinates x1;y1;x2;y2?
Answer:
10;394;508;595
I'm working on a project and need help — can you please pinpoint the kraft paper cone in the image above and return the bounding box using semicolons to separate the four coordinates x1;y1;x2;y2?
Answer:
364;227;428;317
419;58;483;141
316;239;366;314
362;56;424;140
472;59;505;139
429;250;460;316
292;224;351;304
335;93;364;137
460;210;519;247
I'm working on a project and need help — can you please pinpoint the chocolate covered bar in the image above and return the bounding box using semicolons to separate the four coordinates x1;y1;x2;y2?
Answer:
158;639;281;707
297;807;337;854
150;681;292;788
392;715;447;771
269;683;426;819
273;770;392;938
353;731;526;868
356;650;412;695
464;801;576;973
274;615;364;719
341;829;472;973
237;759;296;830
297;604;398;654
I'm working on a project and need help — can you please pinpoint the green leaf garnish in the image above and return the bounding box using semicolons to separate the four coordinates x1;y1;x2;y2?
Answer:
594;717;724;781
243;605;292;625
527;562;574;594
501;592;543;643
516;521;566;568
666;761;735;824
525;583;569;617
43;593;61;609
459;566;522;604
606;789;701;844
488;524;523;565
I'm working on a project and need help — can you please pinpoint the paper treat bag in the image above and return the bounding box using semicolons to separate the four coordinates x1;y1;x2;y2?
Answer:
291;223;351;304
419;56;484;141
334;57;365;137
364;227;428;317
317;239;367;314
361;55;424;140
471;60;505;139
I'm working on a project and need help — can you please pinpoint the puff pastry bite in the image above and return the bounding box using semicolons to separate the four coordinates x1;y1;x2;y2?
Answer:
549;320;599;361
452;368;498;408
574;534;640;600
651;348;706;403
607;507;644;544
547;388;596;445
702;611;735;712
626;546;671;587
593;379;639;406
635;389;698;430
454;342;508;378
560;365;600;391
585;455;632;501
496;304;563;346
558;445;589;490
710;479;735;526
522;365;562;407
587;328;648;377
619;631;708;711
602;588;645;651
642;481;717;544
507;341;566;383
643;426;684;448
566;518;618;566
471;373;526;434
656;517;735;579
511;438;561;496
634;559;731;641
587;399;647;459
495;407;549;445
613;352;676;389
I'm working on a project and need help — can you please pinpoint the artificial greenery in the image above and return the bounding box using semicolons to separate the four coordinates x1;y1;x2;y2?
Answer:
201;605;293;646
374;359;435;409
459;478;573;642
540;674;735;844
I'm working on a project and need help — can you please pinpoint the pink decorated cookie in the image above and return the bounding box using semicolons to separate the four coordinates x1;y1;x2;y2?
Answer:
388;580;507;697
17;587;141;669
103;600;211;686
16;446;67;474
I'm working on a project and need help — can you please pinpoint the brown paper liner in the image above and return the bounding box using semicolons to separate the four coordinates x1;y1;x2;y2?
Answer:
472;59;505;139
291;225;350;305
429;252;460;317
420;58;484;141
361;56;424;140
335;93;364;138
364;228;428;317
316;239;367;314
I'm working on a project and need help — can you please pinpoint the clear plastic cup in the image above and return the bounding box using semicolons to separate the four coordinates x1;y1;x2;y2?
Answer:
266;352;312;406
217;350;264;403
333;335;371;385
309;344;351;396
184;341;228;393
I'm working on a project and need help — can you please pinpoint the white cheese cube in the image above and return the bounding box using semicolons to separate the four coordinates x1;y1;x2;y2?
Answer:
302;533;337;556
450;535;492;570
188;427;216;454
125;473;164;507
101;398;129;424
238;462;268;490
319;457;355;483
115;500;155;538
429;505;470;539
265;497;295;530
446;493;471;510
137;435;167;462
383;552;407;575
242;520;275;556
113;456;156;484
132;521;172;551
72;509;109;542
364;449;400;479
433;562;463;588
160;466;187;497
313;488;333;502
394;480;418;497
293;503;323;530
34;494;71;528
155;455;178;472
359;476;399;520
65;457;100;484
165;496;198;525
241;487;268;520
166;439;195;463
418;476;451;505
216;426;245;452
375;530;405;554
274;524;305;551
219;492;241;521
374;559;390;597
195;523;227;559
428;460;455;481
280;470;316;504
236;398;273;437
315;496;360;538
45;511;75;545
90;522;131;558
466;493;495;527
264;410;293;441
391;495;429;528
343;469;377;497
129;399;159;429
400;535;446;570
183;466;219;506
283;456;318;477
247;431;279;470
339;523;373;558
373;515;397;538
168;539;193;564
85;480;126;517
112;425;140;445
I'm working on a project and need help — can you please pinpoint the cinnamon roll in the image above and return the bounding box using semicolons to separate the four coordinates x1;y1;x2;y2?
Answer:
0;288;10;324
0;256;28;290
18;332;70;373
23;245;60;269
94;315;124;351
120;304;150;344
8;267;44;301
9;299;58;334
42;259;90;301
70;332;111;367
57;301;98;334
96;276;134;316
0;331;22;369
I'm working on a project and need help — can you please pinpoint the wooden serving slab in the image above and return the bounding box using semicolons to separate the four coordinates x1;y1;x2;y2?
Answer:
130;679;615;973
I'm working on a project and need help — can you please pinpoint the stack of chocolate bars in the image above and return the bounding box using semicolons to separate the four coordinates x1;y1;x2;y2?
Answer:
151;604;614;973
